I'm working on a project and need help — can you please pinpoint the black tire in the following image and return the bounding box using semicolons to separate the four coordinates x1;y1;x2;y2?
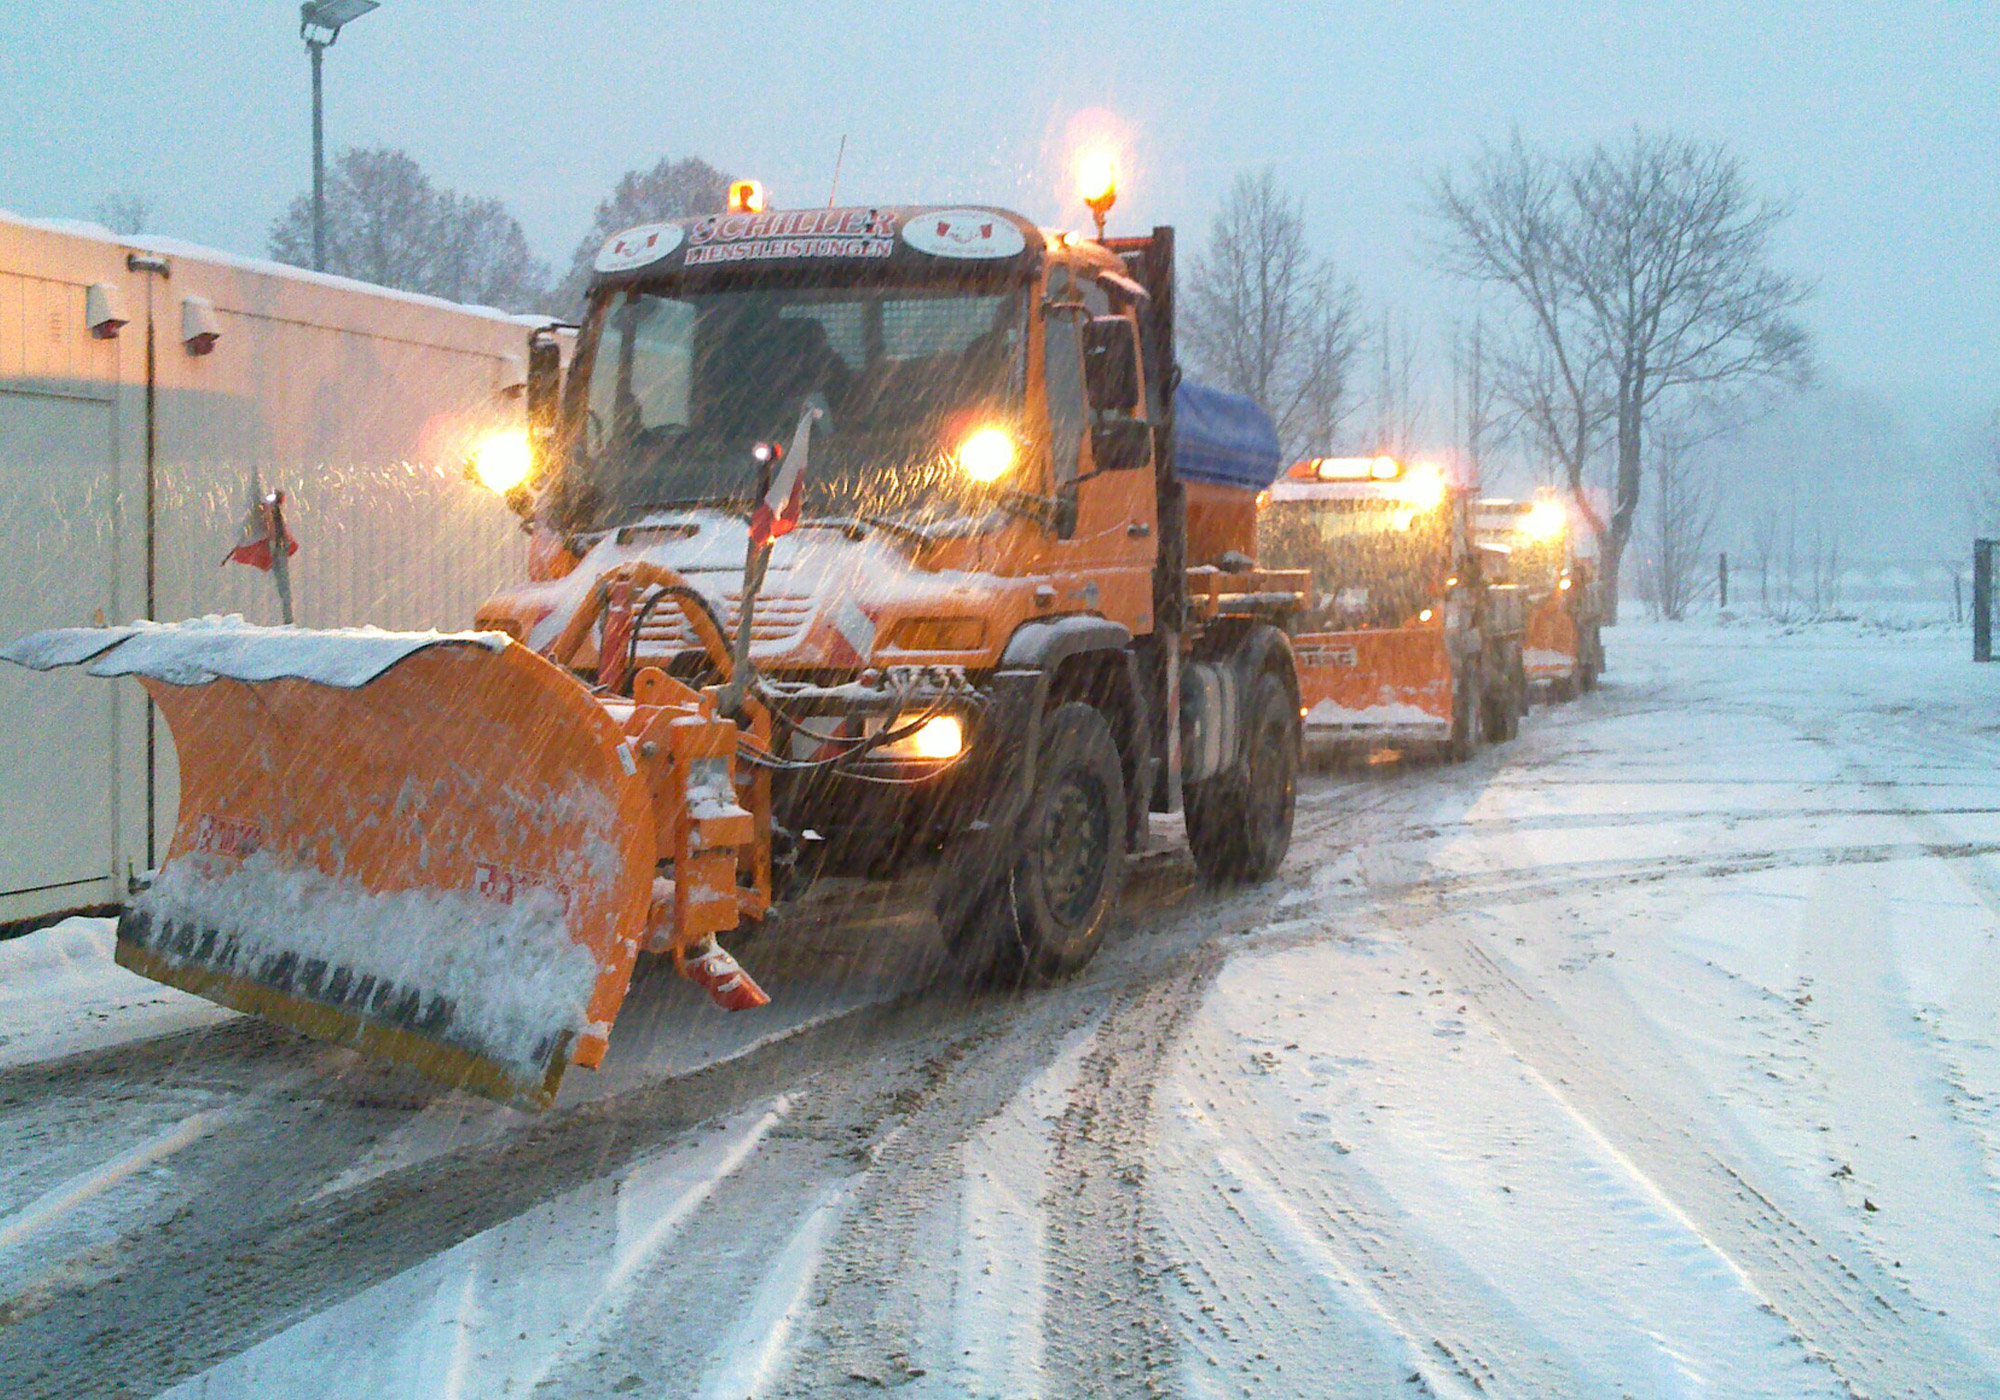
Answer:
1186;671;1299;883
946;702;1126;983
1481;651;1520;742
1448;663;1480;762
1579;626;1603;691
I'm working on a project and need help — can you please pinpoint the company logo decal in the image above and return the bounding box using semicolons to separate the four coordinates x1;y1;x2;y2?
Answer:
595;222;686;273
473;862;575;914
1298;645;1359;668
901;209;1027;260
684;208;898;266
194;814;265;858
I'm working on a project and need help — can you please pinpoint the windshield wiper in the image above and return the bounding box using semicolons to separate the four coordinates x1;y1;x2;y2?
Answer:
632;495;755;517
793;515;939;546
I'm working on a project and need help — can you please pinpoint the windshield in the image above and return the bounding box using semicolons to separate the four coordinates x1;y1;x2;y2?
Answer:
550;279;1027;531
1259;499;1452;628
1488;528;1567;593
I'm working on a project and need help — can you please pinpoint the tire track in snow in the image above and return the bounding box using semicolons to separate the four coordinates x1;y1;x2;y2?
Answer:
774;993;1105;1392
0;990;1012;1400
1155;1009;1596;1399
1038;950;1223;1400
1386;900;1992;1397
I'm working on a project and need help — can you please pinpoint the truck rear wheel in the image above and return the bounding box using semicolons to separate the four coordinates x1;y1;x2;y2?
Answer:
1186;671;1298;883
946;702;1126;984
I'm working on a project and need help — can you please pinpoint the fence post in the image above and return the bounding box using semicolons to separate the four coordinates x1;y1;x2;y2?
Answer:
1718;552;1728;610
1975;540;1995;663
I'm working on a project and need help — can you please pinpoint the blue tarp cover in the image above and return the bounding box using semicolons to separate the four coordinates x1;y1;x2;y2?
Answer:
1172;383;1283;491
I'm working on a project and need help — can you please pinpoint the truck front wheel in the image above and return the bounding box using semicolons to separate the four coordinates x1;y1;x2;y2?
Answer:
946;702;1127;983
1481;651;1521;742
1186;671;1299;883
1579;625;1603;690
1449;664;1480;762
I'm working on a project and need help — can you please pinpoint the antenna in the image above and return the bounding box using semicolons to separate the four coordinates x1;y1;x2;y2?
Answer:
827;134;847;208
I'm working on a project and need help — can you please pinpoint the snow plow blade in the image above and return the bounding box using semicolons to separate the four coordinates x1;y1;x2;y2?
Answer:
1296;627;1454;738
6;622;655;1108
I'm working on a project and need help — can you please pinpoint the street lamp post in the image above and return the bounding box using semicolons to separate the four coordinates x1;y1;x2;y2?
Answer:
299;0;381;273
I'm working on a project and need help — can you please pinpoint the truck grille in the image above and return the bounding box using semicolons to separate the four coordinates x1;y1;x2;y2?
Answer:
632;593;816;656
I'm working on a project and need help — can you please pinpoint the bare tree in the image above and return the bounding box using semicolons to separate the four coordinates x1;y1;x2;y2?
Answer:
1491;327;1616;500
1749;502;1781;614
1368;307;1426;460
269;146;550;311
430;193;550;310
1451;317;1502;485
1806;517;1843;615
1430;139;1614;528
1430;130;1813;616
1633;420;1719;620
92;192;148;237
1183;169;1363;459
555;156;732;311
1570;132;1813;608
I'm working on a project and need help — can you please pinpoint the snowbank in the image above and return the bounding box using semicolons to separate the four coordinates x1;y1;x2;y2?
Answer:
0;918;232;1069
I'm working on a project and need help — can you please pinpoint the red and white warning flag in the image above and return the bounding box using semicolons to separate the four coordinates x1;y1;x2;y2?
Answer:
222;472;298;572
747;405;821;552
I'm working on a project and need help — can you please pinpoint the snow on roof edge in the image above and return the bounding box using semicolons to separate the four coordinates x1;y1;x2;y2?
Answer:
0;208;564;329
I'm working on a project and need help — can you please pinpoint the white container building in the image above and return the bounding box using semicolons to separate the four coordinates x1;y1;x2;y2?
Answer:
0;211;542;924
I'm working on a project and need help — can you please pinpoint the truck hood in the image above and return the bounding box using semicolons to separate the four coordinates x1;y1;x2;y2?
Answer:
509;510;1006;670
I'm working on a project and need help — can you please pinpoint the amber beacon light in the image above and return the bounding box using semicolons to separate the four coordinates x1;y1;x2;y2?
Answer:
1077;153;1117;239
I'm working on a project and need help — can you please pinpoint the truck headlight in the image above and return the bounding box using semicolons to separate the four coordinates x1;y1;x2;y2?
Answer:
470;430;532;494
955;427;1015;484
886;714;964;760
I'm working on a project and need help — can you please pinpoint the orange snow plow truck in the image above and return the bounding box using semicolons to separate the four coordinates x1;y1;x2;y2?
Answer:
1258;456;1527;762
1472;496;1604;698
5;196;1308;1108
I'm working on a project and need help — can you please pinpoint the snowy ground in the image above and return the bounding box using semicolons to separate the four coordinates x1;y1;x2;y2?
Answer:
1;618;1997;1398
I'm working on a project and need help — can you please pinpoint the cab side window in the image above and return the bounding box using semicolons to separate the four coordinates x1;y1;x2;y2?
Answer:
1042;270;1112;485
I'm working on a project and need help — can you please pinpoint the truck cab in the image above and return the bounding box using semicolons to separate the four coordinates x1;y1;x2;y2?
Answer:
1259;456;1525;761
479;201;1306;980
1472;497;1603;698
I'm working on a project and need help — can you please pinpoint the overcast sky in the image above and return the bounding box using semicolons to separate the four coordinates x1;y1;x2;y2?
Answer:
4;1;1996;420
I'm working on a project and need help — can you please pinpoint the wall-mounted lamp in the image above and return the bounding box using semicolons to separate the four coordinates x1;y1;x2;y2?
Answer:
86;282;129;340
181;296;221;355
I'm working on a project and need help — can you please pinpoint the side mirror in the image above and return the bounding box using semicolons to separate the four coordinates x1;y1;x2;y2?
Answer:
526;329;562;453
1082;315;1141;417
1091;416;1153;474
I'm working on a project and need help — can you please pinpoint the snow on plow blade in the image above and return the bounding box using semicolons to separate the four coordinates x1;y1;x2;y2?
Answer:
4;621;655;1108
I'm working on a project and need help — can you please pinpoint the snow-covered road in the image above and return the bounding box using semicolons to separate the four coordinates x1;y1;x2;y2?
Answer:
2;619;1996;1398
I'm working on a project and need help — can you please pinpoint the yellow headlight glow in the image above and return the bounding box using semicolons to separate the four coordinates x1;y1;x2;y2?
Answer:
956;426;1016;484
1524;498;1568;540
1401;465;1447;513
904;714;964;760
471;430;533;494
